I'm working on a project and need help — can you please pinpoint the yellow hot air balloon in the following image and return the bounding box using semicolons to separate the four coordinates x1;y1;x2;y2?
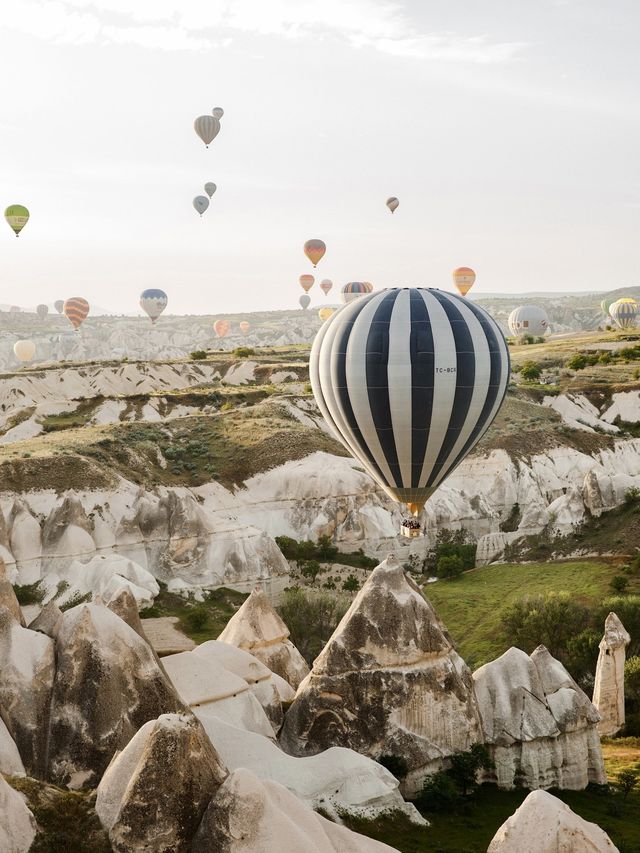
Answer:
239;321;250;335
304;239;326;268
318;307;334;322
453;267;476;296
13;340;35;362
5;205;29;237
299;274;314;293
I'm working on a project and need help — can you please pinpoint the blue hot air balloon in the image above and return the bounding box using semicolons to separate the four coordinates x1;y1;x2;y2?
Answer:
140;289;168;324
310;287;510;521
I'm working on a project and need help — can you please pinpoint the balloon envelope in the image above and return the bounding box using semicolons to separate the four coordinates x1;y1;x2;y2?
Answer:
140;289;168;323
13;340;35;362
610;298;638;329
304;239;326;268
507;305;550;337
36;304;48;320
318;307;334;322
193;196;209;216
320;279;333;296
5;205;29;236
341;282;371;304
600;298;614;316
299;274;314;293
204;182;217;198
239;321;250;335
64;297;90;330
212;107;224;120
453;267;476;297
214;319;230;338
194;115;220;146
299;294;311;310
386;197;399;213
54;300;64;314
311;287;509;515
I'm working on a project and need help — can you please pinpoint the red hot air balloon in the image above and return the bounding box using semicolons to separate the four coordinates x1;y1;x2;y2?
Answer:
303;239;326;268
299;274;314;293
64;297;90;331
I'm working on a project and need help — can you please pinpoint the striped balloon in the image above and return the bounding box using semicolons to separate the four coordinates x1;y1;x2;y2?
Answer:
453;267;476;297
320;279;333;296
341;282;371;304
386;197;399;214
311;287;509;516
194;115;220;147
214;319;230;338
140;289;168;323
610;298;638;329
303;239;326;268
299;274;314;293
5;205;29;237
63;297;89;330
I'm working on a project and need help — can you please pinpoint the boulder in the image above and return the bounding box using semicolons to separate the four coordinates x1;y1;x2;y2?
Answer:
46;603;184;787
192;767;399;853
592;612;630;736
28;600;63;638
105;585;147;638
96;713;227;853
0;604;55;776
473;646;606;790
42;553;159;609
487;789;619;852
0;774;37;853
0;558;25;626
0;714;25;776
218;588;310;689
281;555;483;796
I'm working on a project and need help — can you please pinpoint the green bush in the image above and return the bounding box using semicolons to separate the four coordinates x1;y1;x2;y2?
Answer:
342;574;360;592
611;575;630;594
567;353;588;371
13;582;45;606
300;560;322;582
625;487;640;505
425;529;476;575
448;744;493;796
625;657;640;703
436;554;465;579
277;588;348;663
415;772;460;810
233;347;255;357
377;754;408;780
189;350;207;360
500;591;589;663
184;606;210;632
519;361;542;381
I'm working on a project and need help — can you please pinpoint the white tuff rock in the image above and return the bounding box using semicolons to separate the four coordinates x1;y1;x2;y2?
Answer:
0;774;37;853
592;612;631;737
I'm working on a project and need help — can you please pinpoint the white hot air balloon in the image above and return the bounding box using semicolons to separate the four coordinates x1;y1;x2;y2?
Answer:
194;115;220;147
14;339;35;362
204;182;217;198
193;196;209;216
212;107;224;120
507;305;550;338
299;294;311;310
139;289;168;324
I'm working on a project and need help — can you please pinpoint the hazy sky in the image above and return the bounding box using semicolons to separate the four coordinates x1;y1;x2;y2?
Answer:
0;0;639;314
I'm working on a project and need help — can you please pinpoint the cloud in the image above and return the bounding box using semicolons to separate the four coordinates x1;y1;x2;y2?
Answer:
1;0;525;62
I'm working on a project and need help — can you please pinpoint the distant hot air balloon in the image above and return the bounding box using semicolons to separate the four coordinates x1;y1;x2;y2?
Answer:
214;319;230;338
212;107;224;120
320;279;333;296
453;267;476;297
311;288;510;518
304;239;326;268
318;307;334;322
507;305;550;337
609;297;636;316
610;298;638;329
36;304;48;320
63;297;90;331
140;289;168;324
54;300;64;314
13;340;35;362
204;182;217;198
341;282;372;303
299;274;314;293
600;297;614;316
239;321;250;335
299;294;311;310
386;197;399;214
194;115;220;147
5;205;29;237
193;196;209;216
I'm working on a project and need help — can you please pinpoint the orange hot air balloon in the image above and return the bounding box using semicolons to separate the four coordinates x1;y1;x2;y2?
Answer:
63;297;90;331
453;267;476;297
214;319;230;338
239;321;250;335
303;239;326;268
299;274;314;293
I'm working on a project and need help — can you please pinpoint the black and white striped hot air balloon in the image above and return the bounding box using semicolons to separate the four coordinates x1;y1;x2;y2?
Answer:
310;287;510;517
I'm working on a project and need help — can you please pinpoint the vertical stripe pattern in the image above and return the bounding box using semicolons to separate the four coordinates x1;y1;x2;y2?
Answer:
310;287;510;511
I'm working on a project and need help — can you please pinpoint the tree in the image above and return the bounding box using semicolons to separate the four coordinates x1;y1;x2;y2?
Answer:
342;574;359;592
300;560;322;583
500;592;589;662
189;350;207;360
617;768;639;799
566;629;601;681
415;772;460;810
566;353;588;371
597;597;640;657
277;588;348;663
519;360;542;382
625;657;640;704
611;575;630;594
436;554;465;579
447;744;493;796
316;534;338;561
425;529;475;575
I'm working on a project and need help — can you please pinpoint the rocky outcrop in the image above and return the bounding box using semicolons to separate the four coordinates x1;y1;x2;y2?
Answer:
0;774;37;853
41;553;159;609
281;555;483;796
0;558;25;625
192;767;399;853
96;713;227;853
218;588;310;689
28;600;63;638
487;789;619;852
46;603;185;787
0;715;25;776
473;646;606;790
592;612;630;736
105;586;147;638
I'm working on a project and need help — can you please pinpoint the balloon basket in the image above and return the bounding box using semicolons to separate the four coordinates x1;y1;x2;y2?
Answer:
400;520;422;538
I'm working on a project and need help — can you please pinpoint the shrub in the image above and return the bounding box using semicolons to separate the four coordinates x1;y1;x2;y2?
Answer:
316;534;338;562
519;361;542;381
300;560;322;583
448;744;493;796
567;353;588;371
377;754;408;780
415;771;460;810
233;347;255;357
611;575;630;594
617;768;639;799
566;629;601;682
625;656;640;704
342;574;360;592
277;588;348;663
625;487;640;505
436;554;465;579
500;592;589;662
190;350;207;360
184;606;210;632
425;529;476;575
13;582;45;606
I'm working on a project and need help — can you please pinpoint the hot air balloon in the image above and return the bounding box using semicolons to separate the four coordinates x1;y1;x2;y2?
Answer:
194;115;220;147
320;279;333;296
214;319;230;338
5;205;29;237
193;196;209;216
610;298;638;329
304;239;326;268
212;107;224;120
318;307;334;322
600;297;614;316
386;197;399;214
299;274;314;293
54;300;64;314
609;297;636;316
240;321;250;335
341;282;372;303
311;287;509;525
204;182;217;198
13;340;35;362
299;294;311;310
453;267;476;297
140;289;168;324
36;304;48;320
63;297;90;331
507;305;550;338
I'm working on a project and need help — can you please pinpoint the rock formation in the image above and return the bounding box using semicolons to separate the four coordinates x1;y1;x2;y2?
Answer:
28;600;63;638
487;789;619;852
0;715;25;777
473;646;606;790
280;555;483;796
592;612;630;736
0;558;25;625
218;588;310;689
0;774;37;853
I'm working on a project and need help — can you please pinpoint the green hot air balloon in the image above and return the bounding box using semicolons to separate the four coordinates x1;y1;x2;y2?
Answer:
5;205;29;237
